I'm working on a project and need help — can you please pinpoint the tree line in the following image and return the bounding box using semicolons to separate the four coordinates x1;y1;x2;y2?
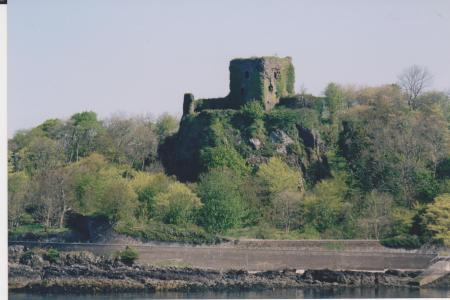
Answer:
8;65;450;247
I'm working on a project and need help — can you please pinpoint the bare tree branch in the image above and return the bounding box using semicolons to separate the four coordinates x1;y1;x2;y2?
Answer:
397;65;433;110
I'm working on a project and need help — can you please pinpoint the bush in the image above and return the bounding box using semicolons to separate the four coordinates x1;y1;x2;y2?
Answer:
153;182;202;225
43;248;60;263
117;246;139;266
19;250;35;264
241;101;265;121
380;235;422;249
200;145;250;176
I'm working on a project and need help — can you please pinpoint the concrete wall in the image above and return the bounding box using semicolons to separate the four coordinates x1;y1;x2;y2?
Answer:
11;241;435;272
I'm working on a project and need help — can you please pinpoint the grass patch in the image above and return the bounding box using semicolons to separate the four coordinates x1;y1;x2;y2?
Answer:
151;259;192;268
9;224;69;240
43;248;60;263
115;221;223;245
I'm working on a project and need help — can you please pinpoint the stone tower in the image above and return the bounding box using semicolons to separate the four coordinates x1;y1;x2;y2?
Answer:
182;56;296;116
229;56;295;110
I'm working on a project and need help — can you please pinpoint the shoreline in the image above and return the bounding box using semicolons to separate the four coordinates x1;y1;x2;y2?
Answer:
10;245;449;295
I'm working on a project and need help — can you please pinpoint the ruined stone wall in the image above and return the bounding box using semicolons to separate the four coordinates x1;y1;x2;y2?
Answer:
229;56;295;110
183;56;296;115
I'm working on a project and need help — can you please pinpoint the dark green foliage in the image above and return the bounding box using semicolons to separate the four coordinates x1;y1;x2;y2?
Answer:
284;63;295;95
43;248;60;263
241;101;265;121
197;168;245;233
8;78;450;245
67;111;103;162
414;171;440;203
278;94;325;111
200;146;250;176
116;246;138;266
240;102;266;139
37;119;64;139
116;221;221;245
266;108;319;136
19;250;34;264
380;235;422;249
437;157;450;179
195;97;231;111
324;83;344;120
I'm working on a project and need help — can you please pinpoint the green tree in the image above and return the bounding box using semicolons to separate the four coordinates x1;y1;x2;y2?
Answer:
424;194;450;246
20;136;64;174
300;175;351;237
155;113;179;141
154;182;202;225
256;157;300;196
69;153;109;214
324;82;345;122
8;172;31;228
66;111;103;162
129;172;174;220
200;145;250;176
96;176;138;224
197;168;245;233
37;118;64;140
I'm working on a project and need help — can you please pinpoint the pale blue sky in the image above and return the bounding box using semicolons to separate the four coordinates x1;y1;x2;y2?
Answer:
8;0;450;136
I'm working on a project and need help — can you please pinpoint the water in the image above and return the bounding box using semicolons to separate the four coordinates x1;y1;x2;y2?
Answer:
9;287;450;299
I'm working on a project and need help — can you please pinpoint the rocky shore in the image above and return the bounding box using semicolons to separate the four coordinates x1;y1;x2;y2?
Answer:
8;245;426;294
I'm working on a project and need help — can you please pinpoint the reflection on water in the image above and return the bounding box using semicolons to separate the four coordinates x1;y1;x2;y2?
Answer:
9;287;450;299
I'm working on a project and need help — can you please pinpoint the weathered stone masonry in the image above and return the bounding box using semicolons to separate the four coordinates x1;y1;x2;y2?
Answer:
183;56;295;115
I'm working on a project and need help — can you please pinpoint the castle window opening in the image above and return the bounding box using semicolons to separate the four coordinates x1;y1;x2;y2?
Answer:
241;88;245;95
245;71;250;79
274;72;278;79
268;84;274;93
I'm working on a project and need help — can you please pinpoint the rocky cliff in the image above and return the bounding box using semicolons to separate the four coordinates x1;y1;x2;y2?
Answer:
160;101;330;182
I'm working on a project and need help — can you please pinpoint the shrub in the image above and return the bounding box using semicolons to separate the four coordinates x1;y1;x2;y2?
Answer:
129;172;174;220
300;175;350;235
43;248;60;263
117;246;139;266
116;221;222;245
241;101;265;121
153;182;202;225
380;235;422;249
200;145;250;176
19;250;35;264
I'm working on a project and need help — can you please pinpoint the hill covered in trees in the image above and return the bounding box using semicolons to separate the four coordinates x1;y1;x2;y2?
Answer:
8;71;450;248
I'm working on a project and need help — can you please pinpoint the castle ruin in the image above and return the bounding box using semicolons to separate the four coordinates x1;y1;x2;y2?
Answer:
183;56;295;116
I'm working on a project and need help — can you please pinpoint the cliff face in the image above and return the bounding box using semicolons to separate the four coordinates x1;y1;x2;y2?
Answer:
160;104;330;182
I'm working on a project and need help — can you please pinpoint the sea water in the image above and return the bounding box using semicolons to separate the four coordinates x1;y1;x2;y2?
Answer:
9;287;450;299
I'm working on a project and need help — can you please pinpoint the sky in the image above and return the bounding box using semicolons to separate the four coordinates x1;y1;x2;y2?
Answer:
8;0;450;136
